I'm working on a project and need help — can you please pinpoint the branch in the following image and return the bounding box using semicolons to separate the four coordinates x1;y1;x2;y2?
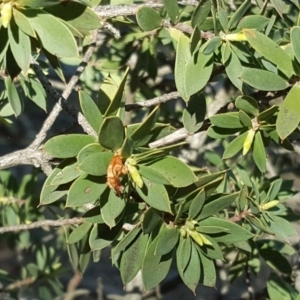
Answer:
0;217;137;234
94;2;198;19
0;32;100;172
0;218;84;234
149;128;189;148
125;91;180;111
94;3;162;18
30;30;98;149
0;148;52;175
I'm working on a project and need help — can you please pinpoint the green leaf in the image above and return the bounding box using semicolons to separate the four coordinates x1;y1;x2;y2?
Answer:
194;171;226;189
163;0;179;23
40;160;71;205
77;143;103;162
243;29;294;78
207;126;241;139
67;243;79;270
228;0;251;30
137;178;171;213
291;27;300;64
183;93;206;134
237;15;269;30
239;110;252;127
156;227;179;255
177;236;192;275
174;29;191;101
138;164;172;185
66;175;107;207
267;274;294;300
200;37;221;55
120;137;133;159
68;222;92;244
79;152;113;176
218;6;228;32
185;52;213;97
210;112;243;129
223;131;248;159
104;67;129;118
191;0;211;28
276;83;300;140
79;90;103;133
145;156;197;187
22;9;78;57
198;249;216;287
89;221;123;250
142;208;163;234
113;226;141;255
43;49;66;82
241;68;289;91
13;8;36;37
129;106;160;146
136;6;162;31
50;160;83;186
17;0;61;7
120;230;148;284
43;134;96;158
25;77;47;111
4;76;23;116
269;215;297;241
82;206;105;224
267;179;282;201
44;2;101;35
225;49;243;90
181;243;200;293
252;131;266;173
260;247;292;274
235;95;259;116
200;217;253;243
98;75;118;115
8;17;30;73
101;189;125;228
257;105;278;121
142;236;173;290
188;189;206;220
270;0;284;17
198;193;239;220
221;41;231;64
98;117;125;151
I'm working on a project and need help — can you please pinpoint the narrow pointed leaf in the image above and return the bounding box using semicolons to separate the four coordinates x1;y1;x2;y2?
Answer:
241;68;289;91
174;30;191;101
142;237;173;290
136;178;171;213
243;29;294;78
79;90;103;133
252;131;266;173
223;131;248;159
276;83;300;140
4;76;23;116
198;193;239;220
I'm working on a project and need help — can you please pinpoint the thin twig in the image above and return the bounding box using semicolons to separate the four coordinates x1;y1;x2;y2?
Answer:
0;218;84;234
149;128;189;148
0;218;136;234
3;277;35;292
100;21;121;39
125;91;180;111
